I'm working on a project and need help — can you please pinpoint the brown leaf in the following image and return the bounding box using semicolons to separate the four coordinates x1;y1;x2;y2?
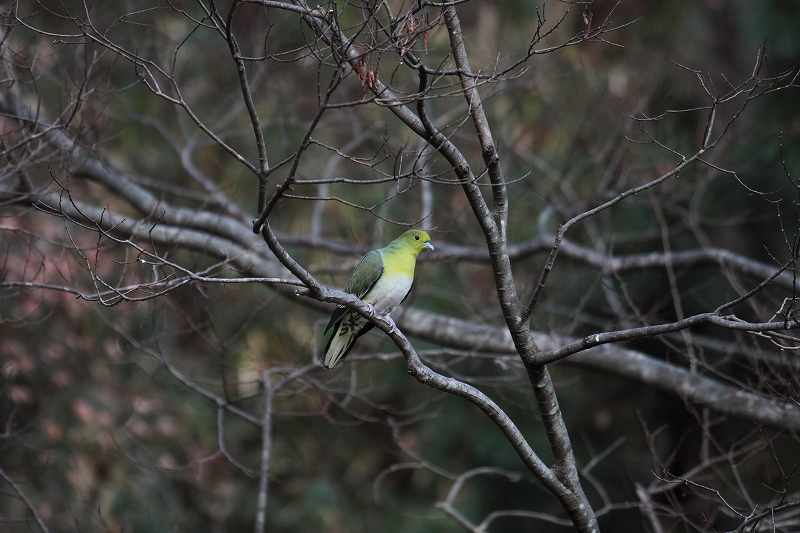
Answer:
358;58;378;100
398;16;422;62
583;9;593;39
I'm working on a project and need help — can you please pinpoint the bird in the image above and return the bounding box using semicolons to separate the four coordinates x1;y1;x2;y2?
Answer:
322;229;434;369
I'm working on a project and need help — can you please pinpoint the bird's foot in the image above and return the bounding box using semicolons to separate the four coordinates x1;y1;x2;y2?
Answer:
385;315;398;334
365;303;376;316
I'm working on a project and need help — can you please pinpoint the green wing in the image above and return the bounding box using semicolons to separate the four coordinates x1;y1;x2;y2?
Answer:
324;250;384;333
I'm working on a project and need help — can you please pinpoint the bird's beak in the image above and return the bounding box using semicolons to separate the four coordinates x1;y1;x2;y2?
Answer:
424;242;434;251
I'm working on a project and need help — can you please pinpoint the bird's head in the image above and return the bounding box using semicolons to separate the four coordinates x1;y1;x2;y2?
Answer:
395;229;434;255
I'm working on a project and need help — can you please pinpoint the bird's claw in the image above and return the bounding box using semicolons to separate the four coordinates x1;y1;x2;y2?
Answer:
385;316;398;334
365;303;376;316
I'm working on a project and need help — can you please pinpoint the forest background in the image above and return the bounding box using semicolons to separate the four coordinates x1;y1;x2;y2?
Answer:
2;0;800;532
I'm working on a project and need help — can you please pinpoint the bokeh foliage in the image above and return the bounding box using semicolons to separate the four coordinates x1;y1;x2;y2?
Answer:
2;0;800;532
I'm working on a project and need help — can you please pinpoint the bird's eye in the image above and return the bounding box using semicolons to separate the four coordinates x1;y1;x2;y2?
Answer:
414;235;420;240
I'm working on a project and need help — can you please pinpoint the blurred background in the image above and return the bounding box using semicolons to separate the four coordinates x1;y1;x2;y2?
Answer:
2;0;800;531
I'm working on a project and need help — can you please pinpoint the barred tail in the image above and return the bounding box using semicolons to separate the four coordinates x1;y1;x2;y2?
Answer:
323;322;358;369
322;312;373;369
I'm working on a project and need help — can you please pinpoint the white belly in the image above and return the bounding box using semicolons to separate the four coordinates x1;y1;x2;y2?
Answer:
365;272;412;315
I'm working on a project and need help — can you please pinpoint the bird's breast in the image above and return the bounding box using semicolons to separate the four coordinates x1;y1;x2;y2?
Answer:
365;272;413;314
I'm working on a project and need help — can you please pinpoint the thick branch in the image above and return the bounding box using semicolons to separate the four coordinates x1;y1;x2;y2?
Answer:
395;308;800;430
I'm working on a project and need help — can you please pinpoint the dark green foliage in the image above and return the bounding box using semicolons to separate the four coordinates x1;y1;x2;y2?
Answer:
2;0;800;532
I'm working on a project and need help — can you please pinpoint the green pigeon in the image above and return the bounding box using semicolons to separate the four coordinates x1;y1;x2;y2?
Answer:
322;229;434;369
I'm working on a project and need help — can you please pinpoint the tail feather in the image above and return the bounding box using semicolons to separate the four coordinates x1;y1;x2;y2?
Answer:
322;312;373;369
323;323;358;369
